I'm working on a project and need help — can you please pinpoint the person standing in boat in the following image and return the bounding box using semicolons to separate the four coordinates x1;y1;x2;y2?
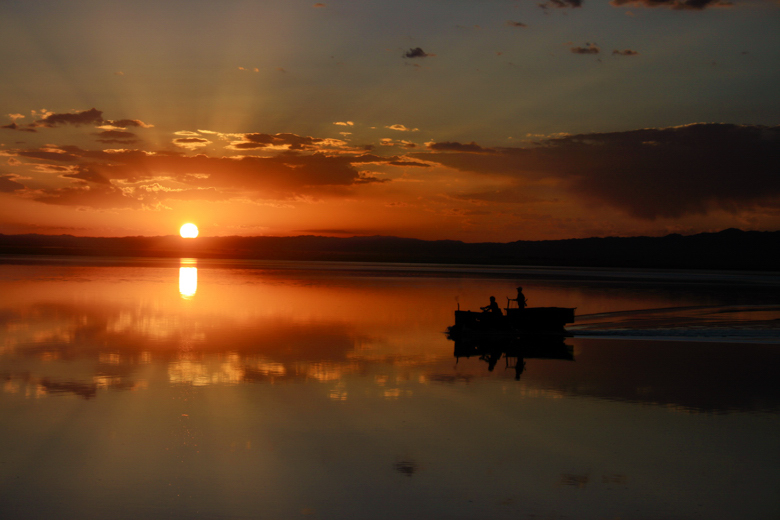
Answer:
512;287;527;309
481;296;502;315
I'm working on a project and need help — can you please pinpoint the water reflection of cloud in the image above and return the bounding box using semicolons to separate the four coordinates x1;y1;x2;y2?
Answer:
0;296;398;395
4;265;780;413
1;372;147;400
168;357;244;386
329;383;348;401
299;361;358;382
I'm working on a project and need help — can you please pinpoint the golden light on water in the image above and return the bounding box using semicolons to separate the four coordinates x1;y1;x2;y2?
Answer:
179;267;198;299
180;223;199;238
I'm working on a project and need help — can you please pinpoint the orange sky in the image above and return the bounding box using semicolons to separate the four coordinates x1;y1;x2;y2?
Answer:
0;1;778;241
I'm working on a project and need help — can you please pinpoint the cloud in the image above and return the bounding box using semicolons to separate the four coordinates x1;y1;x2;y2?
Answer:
378;139;420;150
228;132;348;151
414;124;780;219
107;119;153;128
610;0;733;9
173;137;211;150
334;121;354;126
387;160;431;167
33;164;77;174
613;49;639;56
386;124;419;132
2;108;152;132
507;21;528;27
174;137;209;143
403;47;430;59
313;2;326;7
36;108;105;128
539;0;583;9
570;43;600;54
96;130;139;144
8;143;392;208
17;148;81;162
0;174;25;192
426;141;495;153
33;184;144;209
61;165;111;184
1;121;36;133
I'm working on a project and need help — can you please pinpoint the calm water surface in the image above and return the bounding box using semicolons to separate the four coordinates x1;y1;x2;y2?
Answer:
1;257;779;519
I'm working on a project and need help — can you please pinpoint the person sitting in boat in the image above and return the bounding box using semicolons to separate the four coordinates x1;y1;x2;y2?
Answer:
480;296;502;315
511;286;527;309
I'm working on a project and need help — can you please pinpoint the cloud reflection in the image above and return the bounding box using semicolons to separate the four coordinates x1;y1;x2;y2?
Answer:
3;263;780;413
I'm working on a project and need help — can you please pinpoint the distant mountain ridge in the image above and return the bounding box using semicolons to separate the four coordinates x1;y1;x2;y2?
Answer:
0;228;777;271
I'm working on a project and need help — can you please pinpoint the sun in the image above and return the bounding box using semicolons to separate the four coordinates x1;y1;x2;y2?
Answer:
180;223;199;238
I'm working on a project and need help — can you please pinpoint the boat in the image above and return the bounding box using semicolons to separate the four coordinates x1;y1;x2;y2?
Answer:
447;298;575;338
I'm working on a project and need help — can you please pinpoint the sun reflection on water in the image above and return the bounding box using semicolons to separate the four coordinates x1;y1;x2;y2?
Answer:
179;261;198;299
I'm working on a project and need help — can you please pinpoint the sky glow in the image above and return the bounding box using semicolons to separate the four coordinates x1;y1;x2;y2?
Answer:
0;0;778;241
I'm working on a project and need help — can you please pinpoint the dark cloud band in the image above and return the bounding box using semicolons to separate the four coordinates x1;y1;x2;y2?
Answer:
609;0;733;9
417;124;780;219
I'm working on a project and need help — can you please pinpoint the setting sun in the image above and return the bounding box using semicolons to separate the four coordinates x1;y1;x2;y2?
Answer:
180;223;199;238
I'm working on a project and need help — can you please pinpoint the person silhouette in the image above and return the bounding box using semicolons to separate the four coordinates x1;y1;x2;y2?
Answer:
480;296;502;315
512;287;527;309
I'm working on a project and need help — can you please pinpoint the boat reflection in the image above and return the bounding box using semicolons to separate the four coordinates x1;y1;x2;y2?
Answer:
448;332;574;380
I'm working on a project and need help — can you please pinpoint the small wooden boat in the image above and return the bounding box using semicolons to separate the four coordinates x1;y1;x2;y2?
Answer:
448;304;575;337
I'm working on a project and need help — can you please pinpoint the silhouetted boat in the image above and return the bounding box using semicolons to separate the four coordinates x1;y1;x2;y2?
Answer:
448;304;575;337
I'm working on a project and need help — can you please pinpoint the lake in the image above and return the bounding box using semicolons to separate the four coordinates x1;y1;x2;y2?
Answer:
1;257;779;519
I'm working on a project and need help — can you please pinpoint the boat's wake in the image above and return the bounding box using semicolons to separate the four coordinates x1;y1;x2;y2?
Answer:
569;304;780;343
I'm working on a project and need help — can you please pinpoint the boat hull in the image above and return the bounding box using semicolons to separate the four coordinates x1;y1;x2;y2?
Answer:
450;307;575;336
